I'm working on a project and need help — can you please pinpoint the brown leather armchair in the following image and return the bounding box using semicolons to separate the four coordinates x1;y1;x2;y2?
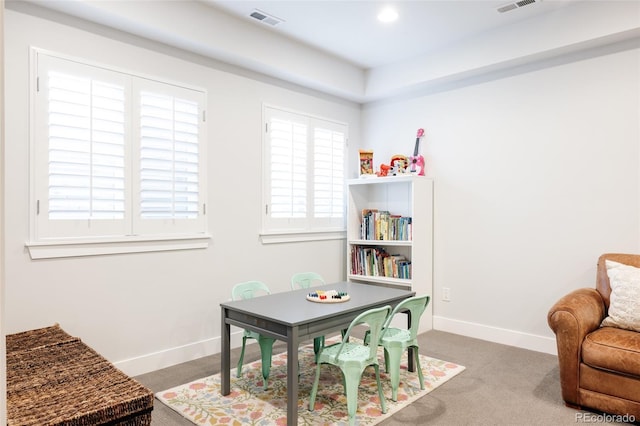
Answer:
548;253;640;418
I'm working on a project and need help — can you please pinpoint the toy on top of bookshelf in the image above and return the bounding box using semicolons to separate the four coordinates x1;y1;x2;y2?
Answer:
389;154;409;175
378;154;409;177
359;149;375;177
377;162;391;177
409;128;425;176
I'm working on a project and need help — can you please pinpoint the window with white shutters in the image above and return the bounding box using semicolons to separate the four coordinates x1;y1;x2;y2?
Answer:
262;106;346;241
30;50;208;257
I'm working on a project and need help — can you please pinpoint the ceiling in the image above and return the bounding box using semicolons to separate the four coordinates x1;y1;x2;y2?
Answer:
206;0;581;69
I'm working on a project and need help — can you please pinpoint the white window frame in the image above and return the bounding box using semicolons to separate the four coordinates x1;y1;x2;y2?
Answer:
26;48;210;259
260;104;347;244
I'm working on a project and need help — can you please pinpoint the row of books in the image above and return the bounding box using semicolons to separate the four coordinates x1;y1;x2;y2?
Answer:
360;209;412;241
350;245;411;279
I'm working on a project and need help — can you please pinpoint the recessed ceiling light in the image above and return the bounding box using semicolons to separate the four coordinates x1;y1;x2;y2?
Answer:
377;6;398;23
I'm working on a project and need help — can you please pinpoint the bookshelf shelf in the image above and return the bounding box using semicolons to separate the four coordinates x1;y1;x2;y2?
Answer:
347;274;412;289
347;175;433;331
348;239;412;247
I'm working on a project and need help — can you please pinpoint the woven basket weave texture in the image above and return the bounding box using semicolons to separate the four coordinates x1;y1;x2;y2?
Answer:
7;324;153;426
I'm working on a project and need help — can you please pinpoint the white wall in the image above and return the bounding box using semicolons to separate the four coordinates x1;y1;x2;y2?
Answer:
363;42;640;353
4;8;360;375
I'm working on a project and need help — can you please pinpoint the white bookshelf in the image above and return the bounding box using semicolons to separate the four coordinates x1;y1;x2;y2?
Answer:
347;175;433;331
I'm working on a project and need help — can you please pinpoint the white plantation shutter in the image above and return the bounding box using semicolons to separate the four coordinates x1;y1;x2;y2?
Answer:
133;79;205;235
47;73;126;220
269;117;307;219
313;128;344;219
263;106;346;235
33;51;206;244
35;55;130;238
139;91;199;219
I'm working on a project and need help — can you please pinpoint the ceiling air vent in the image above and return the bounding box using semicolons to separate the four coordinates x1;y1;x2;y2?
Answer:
249;9;284;26
497;0;540;13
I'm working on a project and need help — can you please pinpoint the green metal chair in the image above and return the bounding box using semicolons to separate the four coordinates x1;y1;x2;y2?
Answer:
366;294;430;401
232;281;276;390
309;305;391;426
291;272;326;361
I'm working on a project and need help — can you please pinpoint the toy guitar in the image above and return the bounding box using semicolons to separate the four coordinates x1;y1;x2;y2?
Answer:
410;128;425;176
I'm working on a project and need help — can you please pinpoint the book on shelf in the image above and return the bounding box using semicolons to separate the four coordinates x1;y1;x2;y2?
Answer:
360;209;412;241
349;245;411;279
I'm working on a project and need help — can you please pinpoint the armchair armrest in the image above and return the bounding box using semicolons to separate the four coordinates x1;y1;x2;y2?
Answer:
547;288;606;405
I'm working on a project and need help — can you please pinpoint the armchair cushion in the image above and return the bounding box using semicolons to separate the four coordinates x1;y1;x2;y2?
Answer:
582;327;640;377
601;260;640;332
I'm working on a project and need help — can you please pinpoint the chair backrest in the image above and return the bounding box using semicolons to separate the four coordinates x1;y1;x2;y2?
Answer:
383;295;430;340
336;305;391;360
232;281;271;301
290;272;325;290
597;254;640;308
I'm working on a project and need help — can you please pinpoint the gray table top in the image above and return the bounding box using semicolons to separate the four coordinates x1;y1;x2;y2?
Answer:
221;281;415;327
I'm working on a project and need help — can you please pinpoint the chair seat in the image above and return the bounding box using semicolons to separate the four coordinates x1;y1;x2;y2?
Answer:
583;326;640;377
380;327;411;344
321;342;371;364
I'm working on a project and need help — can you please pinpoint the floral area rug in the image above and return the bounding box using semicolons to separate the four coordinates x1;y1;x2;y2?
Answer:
156;338;465;425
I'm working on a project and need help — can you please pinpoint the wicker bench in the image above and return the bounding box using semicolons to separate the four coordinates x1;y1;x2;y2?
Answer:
6;324;153;426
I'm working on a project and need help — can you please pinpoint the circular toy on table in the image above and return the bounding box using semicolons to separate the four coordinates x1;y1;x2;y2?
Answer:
306;290;350;303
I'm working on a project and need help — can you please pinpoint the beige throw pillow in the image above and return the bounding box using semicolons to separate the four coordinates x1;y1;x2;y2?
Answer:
601;260;640;332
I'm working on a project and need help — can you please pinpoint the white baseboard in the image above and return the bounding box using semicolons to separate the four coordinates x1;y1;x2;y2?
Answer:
433;316;558;356
113;330;243;377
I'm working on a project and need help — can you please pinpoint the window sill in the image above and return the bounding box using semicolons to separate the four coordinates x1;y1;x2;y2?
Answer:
260;230;346;244
25;234;211;259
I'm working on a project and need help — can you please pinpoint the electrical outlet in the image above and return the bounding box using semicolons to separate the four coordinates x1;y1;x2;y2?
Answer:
442;287;451;302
